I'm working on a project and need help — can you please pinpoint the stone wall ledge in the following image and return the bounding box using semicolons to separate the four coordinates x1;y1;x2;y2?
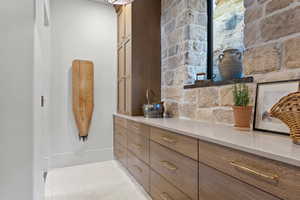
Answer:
184;77;254;89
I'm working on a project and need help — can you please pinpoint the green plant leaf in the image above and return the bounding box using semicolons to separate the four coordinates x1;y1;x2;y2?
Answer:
232;83;250;106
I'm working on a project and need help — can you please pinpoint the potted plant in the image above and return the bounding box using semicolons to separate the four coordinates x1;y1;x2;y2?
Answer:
232;84;252;130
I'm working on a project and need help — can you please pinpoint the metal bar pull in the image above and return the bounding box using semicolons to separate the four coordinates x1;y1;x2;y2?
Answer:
117;149;124;155
161;161;178;171
162;136;177;144
230;162;279;183
133;165;143;173
159;192;173;200
132;143;143;150
132;124;139;131
117;130;124;137
118;76;126;82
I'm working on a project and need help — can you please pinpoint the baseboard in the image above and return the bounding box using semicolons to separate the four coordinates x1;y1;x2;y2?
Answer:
50;148;113;169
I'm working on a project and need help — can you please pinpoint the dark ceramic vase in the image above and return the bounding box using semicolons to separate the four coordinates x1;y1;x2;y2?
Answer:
218;49;243;80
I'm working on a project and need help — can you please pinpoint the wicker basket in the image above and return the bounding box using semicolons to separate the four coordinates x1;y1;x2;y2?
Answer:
270;92;300;145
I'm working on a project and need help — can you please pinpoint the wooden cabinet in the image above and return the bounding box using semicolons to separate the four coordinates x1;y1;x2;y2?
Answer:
117;7;125;47
113;117;127;167
114;140;127;167
116;0;161;116
150;170;191;200
127;131;149;164
127;150;150;192
114;115;299;200
124;4;131;39
117;47;126;114
128;120;150;138
114;124;127;147
199;162;280;200
150;127;198;160
114;116;127;127
114;117;151;193
124;40;131;114
198;140;300;200
150;141;198;200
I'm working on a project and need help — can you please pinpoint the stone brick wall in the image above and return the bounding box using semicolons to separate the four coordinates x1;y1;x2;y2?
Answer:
161;0;300;125
161;0;207;95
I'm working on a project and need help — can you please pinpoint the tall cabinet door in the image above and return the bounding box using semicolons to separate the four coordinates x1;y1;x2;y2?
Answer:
124;40;132;114
125;4;132;40
117;7;125;46
118;47;126;114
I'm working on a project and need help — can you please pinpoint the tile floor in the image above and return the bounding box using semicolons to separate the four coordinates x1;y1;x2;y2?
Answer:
45;160;152;200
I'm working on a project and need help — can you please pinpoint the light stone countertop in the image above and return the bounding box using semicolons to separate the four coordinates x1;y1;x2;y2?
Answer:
114;113;300;167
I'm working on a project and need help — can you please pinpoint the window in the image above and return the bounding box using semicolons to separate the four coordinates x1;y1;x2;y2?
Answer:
209;0;245;81
191;0;245;83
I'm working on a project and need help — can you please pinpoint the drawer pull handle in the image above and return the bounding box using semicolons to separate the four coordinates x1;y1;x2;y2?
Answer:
161;161;178;171
133;165;143;173
132;126;139;131
118;132;124;137
132;143;143;150
117;149;124;155
118;76;126;81
162;137;177;144
160;192;173;200
230;162;279;183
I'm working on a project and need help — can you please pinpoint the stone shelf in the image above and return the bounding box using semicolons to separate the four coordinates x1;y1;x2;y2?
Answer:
184;77;254;89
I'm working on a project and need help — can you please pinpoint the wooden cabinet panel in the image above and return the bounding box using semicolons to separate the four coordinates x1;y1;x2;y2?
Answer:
125;78;131;114
199;162;280;200
114;116;127;128
118;80;126;114
128;120;150;138
114;125;127;148
150;141;198;200
125;4;132;39
114;117;127;168
150;127;198;160
114;117;298;200
127;131;149;164
198;140;300;200
127;150;150;192
118;47;125;78
124;40;132;114
116;0;161;116
114;141;127;168
118;47;126;114
150;170;191;200
117;6;125;46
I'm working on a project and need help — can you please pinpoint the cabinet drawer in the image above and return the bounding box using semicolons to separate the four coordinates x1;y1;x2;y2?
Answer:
198;140;300;200
114;125;127;147
199;162;280;200
150;141;198;200
127;151;150;192
128;120;150;138
150;127;198;160
114;141;127;168
127;131;149;164
150;169;191;200
114;116;127;127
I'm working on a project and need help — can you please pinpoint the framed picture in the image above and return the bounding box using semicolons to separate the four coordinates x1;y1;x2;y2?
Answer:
253;79;300;134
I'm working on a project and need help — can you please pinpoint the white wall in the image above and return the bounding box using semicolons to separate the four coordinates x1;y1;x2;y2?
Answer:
0;0;34;199
34;0;52;199
49;0;117;168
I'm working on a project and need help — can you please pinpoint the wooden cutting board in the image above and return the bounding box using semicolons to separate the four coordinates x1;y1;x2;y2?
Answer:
72;60;94;141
